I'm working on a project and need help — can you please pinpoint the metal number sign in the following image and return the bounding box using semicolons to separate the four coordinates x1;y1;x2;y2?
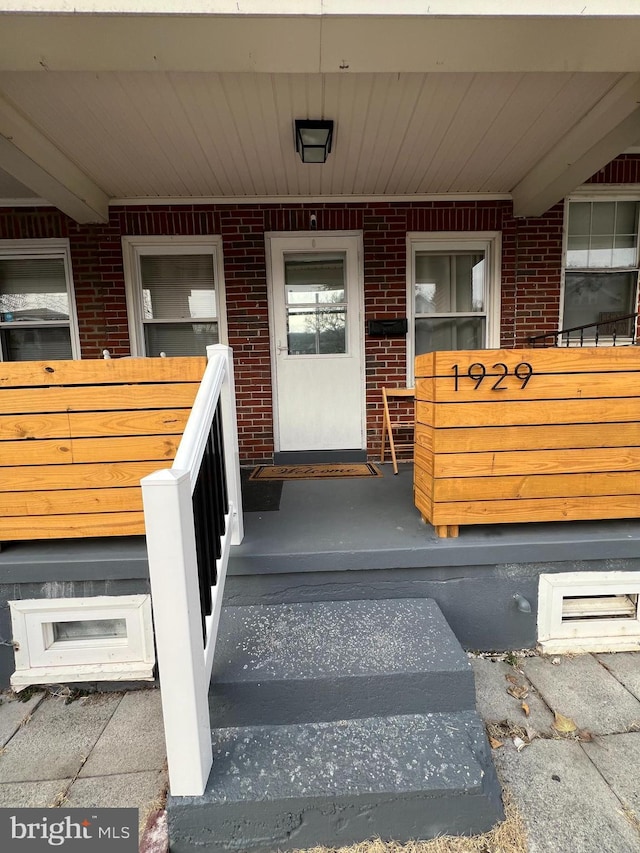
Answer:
451;362;534;391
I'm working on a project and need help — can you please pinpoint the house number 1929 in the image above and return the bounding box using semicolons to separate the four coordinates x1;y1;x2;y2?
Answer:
451;362;534;391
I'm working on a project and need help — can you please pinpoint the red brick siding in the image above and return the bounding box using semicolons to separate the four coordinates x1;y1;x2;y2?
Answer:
2;154;639;462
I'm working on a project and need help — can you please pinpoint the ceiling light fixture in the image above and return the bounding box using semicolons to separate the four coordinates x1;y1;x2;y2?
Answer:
294;119;334;164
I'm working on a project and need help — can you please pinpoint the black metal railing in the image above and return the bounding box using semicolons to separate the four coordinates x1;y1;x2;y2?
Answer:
192;400;229;639
528;312;640;348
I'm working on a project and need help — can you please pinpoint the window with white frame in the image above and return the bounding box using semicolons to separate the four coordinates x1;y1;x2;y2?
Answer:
123;237;226;357
563;200;640;339
407;234;500;383
9;595;155;689
0;240;79;361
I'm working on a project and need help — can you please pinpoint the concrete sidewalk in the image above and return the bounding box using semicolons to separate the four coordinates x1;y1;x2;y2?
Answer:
0;687;168;845
473;651;640;853
0;652;638;852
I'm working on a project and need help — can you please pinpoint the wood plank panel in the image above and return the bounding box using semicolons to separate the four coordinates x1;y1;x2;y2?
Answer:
416;401;435;426
0;439;72;465
416;348;640;377
0;435;183;466
414;485;432;522
0;383;199;414
0;512;146;540
0;357;206;388
434;471;640;502
421;423;640;454
414;465;433;499
434;447;640;478
0;461;166;492
0;409;190;441
415;425;433;451
0;414;71;441
414;444;433;477
1;488;143;517
431;495;640;527
70;435;181;464
429;398;640;428
417;371;640;403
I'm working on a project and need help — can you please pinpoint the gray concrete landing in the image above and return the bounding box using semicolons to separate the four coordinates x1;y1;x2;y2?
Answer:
168;712;503;853
170;597;503;851
210;598;475;726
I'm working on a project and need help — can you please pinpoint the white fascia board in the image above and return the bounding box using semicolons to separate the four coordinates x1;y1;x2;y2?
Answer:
2;2;640;15
0;93;109;223
111;193;511;206
512;74;640;218
3;12;640;74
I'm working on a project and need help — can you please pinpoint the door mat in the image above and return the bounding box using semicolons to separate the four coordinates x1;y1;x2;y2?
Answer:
249;462;382;481
241;467;283;512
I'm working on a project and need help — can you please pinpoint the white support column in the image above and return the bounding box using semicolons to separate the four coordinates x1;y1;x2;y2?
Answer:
141;467;212;797
208;344;244;545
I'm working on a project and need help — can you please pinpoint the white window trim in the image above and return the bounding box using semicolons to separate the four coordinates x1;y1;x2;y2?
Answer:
9;595;155;690
560;194;640;338
538;572;640;654
406;232;501;386
122;235;228;357
0;238;80;360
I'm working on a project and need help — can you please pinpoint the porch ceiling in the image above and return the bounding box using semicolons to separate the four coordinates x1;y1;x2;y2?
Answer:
1;8;640;221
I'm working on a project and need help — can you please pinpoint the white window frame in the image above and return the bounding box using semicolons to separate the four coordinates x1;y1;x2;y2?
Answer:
538;572;640;654
406;232;501;385
122;235;228;357
9;595;155;690
0;238;80;361
561;192;640;341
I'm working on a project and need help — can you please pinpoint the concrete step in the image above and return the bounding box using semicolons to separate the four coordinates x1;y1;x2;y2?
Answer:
209;598;476;726
168;711;504;853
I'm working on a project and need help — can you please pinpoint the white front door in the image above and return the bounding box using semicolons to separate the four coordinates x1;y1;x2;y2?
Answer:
267;233;365;453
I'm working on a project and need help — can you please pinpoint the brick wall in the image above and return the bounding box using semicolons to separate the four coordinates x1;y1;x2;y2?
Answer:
1;156;638;462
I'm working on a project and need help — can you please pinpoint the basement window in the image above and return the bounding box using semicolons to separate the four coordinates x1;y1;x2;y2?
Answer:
9;595;155;691
538;572;640;654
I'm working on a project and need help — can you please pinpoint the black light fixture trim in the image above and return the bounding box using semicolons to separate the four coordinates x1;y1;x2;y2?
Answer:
295;119;334;164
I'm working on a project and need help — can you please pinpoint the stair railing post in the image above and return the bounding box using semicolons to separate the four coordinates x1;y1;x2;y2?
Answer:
141;467;213;797
208;344;244;545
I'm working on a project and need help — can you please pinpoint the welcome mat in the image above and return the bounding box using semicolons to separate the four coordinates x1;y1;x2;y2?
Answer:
250;462;382;481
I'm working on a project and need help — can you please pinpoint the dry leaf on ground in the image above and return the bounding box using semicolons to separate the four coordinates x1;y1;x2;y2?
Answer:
507;685;529;700
489;737;504;749
552;712;577;734
521;702;530;717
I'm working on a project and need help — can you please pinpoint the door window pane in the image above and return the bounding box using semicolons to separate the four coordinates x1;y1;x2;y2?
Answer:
284;253;347;355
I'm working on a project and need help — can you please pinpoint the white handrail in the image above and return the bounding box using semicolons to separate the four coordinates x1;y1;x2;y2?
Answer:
141;344;243;796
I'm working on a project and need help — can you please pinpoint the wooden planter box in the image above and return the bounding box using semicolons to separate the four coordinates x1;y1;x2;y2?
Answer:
0;357;205;542
414;347;640;538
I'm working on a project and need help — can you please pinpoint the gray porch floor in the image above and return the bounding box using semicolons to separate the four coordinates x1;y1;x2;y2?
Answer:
230;462;640;575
